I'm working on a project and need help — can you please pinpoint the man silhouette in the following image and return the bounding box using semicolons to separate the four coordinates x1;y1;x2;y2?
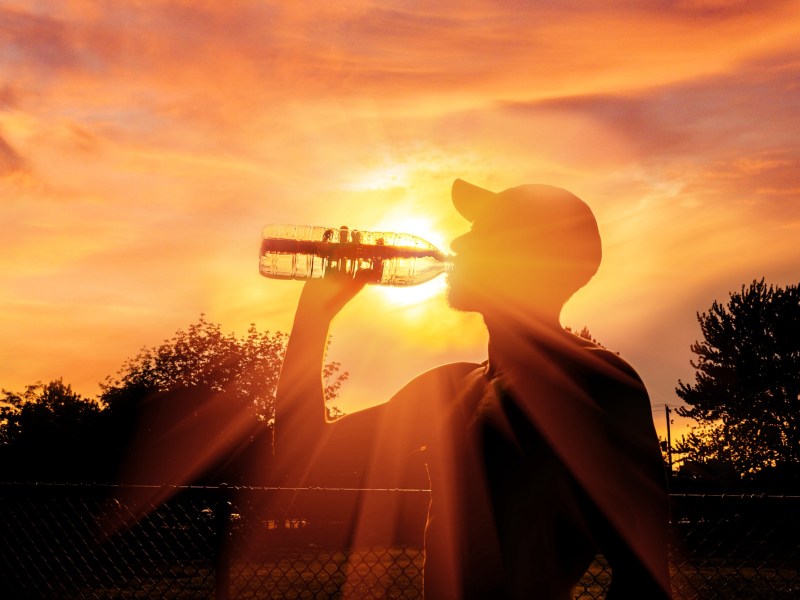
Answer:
273;179;671;599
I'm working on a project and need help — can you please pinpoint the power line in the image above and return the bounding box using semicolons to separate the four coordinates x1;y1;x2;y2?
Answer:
651;404;681;412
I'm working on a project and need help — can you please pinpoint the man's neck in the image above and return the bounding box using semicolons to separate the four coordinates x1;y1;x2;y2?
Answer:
483;308;565;377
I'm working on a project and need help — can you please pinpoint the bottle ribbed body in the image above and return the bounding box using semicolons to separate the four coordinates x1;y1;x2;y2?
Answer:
259;224;452;286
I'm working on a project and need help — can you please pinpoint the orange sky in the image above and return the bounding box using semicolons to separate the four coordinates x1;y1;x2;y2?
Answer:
2;0;800;442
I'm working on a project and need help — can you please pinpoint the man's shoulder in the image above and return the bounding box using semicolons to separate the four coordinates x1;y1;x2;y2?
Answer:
387;361;483;404
419;361;486;384
584;346;643;384
578;347;652;419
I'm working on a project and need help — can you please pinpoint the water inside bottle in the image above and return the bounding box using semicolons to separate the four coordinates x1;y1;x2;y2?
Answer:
259;225;451;286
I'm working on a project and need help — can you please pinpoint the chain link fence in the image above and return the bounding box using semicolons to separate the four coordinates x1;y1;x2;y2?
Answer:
0;483;798;599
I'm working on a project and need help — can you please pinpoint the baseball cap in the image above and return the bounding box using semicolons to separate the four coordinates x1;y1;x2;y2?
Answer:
451;178;602;282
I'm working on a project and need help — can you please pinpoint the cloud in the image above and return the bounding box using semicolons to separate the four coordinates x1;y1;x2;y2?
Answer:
0;133;27;176
1;0;799;416
669;0;790;17
0;8;77;72
510;55;796;153
20;0;787;115
490;44;800;208
0;85;20;109
4;0;797;154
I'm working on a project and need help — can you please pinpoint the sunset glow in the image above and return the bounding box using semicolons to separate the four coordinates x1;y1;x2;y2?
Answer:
2;0;800;447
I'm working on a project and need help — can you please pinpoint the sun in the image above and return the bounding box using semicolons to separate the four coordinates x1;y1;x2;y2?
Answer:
370;214;452;310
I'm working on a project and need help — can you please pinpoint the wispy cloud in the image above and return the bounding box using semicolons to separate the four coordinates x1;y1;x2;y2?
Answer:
0;133;27;175
0;0;799;439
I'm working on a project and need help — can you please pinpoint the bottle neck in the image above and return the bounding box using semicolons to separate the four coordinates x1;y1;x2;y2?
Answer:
443;255;454;272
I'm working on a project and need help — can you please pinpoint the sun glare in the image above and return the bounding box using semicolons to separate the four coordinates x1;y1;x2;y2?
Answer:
345;164;411;191
374;214;449;253
372;214;452;310
379;274;449;307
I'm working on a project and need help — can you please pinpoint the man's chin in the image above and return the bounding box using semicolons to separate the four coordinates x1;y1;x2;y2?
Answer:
446;284;479;314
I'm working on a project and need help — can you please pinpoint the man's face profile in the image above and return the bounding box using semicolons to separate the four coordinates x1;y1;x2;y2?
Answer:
446;180;602;318
447;215;520;313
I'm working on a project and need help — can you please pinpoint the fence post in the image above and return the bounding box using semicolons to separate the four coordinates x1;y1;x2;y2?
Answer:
214;483;231;600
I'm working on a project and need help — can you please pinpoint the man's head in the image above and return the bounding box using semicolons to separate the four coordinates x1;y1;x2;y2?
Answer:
447;179;602;319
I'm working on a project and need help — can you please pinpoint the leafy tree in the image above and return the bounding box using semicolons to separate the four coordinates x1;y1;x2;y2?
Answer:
0;316;347;484
675;279;800;479
96;315;348;485
0;379;102;481
100;314;346;422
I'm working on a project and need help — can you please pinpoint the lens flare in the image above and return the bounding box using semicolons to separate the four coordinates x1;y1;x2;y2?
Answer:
369;214;451;308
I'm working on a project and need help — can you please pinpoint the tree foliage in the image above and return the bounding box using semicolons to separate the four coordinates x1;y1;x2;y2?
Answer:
0;379;102;480
676;279;800;479
0;315;347;483
100;314;346;423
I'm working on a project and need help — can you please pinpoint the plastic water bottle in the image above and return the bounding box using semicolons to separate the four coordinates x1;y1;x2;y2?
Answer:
259;224;453;286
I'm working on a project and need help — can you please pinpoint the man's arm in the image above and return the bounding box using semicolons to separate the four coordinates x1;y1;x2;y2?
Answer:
272;275;368;484
272;275;478;487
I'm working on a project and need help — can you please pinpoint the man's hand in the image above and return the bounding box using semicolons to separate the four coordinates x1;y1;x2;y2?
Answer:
296;270;371;322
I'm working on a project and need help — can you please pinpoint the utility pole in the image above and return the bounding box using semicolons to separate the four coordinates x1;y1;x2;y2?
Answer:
665;404;673;477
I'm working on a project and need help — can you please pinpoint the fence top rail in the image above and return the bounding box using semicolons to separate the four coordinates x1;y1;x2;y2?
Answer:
668;492;800;500
1;482;800;500
0;482;431;493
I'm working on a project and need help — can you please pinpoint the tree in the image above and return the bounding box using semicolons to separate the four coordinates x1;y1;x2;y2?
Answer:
0;379;102;481
96;314;347;484
100;314;346;422
0;316;347;484
97;314;348;485
675;279;800;479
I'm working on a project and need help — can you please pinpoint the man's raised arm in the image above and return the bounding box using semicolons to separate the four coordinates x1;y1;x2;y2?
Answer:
272;275;480;488
272;276;368;484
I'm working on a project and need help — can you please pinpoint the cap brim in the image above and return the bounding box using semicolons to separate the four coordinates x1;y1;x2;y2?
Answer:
451;178;496;222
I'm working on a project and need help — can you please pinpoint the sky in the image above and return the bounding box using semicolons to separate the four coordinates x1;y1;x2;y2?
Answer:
2;0;799;442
